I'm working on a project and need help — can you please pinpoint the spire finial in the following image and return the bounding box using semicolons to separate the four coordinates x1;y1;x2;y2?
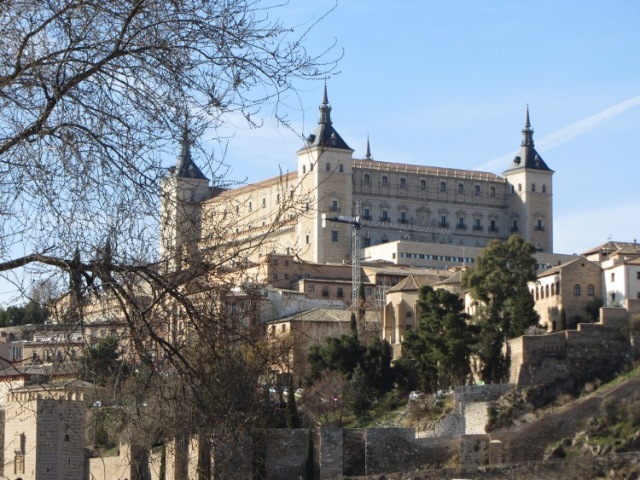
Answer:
521;105;534;147
318;81;332;125
365;135;372;160
180;122;191;163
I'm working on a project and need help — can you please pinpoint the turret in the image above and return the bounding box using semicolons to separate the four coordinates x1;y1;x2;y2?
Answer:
160;127;210;271
503;107;554;252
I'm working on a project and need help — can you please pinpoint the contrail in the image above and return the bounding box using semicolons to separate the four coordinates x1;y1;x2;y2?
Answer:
476;95;640;172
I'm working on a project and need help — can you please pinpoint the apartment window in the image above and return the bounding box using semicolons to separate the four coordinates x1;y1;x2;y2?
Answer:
440;181;446;192
531;183;536;192
326;162;331;171
363;208;370;220
611;272;615;282
420;179;426;190
302;165;306;174
364;174;370;183
458;217;464;227
381;210;388;221
339;164;344;172
588;284;595;296
322;287;330;297
337;287;344;298
457;183;464;194
400;177;406;187
490;220;496;232
331;200;338;212
440;215;448;228
305;235;310;245
474;184;481;195
400;212;407;223
307;285;314;292
331;230;338;242
490;186;496;197
474;218;482;231
542;185;547;193
382;176;388;185
574;284;581;296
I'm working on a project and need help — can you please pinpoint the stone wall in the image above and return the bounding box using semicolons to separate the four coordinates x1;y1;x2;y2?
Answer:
509;319;631;387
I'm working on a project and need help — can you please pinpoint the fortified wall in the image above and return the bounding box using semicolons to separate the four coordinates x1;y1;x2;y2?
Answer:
509;309;632;388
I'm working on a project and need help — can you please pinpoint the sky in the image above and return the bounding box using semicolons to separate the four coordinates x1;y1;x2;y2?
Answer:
2;1;639;306
205;0;640;256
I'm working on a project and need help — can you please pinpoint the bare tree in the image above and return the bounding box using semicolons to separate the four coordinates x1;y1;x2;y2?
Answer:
0;0;339;475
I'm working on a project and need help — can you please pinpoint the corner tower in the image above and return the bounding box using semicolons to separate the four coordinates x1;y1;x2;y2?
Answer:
160;128;210;271
296;85;354;263
503;108;554;252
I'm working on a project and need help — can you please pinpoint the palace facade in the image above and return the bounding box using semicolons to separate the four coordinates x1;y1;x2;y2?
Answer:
161;86;554;272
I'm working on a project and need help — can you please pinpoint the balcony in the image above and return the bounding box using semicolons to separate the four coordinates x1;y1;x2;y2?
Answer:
439;222;449;228
456;224;467;230
473;225;484;231
398;219;408;224
488;226;499;233
380;216;389;222
535;225;545;231
511;226;519;232
329;206;340;212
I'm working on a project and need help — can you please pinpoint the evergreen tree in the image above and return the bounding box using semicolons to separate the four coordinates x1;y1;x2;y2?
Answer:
462;235;540;382
402;286;473;391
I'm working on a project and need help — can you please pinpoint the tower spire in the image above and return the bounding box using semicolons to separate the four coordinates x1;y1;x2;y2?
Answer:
365;135;372;160
319;81;332;125
174;123;208;180
521;105;534;147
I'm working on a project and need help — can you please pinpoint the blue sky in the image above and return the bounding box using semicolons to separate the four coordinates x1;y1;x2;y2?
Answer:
207;0;640;255
2;1;639;306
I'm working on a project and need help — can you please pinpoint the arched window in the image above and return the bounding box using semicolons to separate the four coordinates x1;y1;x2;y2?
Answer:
551;283;555;295
545;285;549;297
588;284;595;296
457;183;464;194
363;174;370;183
382;176;388;185
339;164;344;173
574;284;581;296
535;287;539;300
420;179;426;190
556;281;560;293
490;186;496;197
518;183;522;192
542;185;547;193
474;184;481;195
440;181;447;192
400;177;406;187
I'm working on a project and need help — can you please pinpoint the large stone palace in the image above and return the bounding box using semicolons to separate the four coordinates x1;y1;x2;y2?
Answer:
160;85;554;272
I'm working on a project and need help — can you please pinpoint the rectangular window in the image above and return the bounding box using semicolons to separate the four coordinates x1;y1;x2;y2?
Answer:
611;272;615;282
307;285;314;292
326;162;331;171
363;208;370;220
382;210;388;221
637;271;640;280
331;200;338;211
331;230;339;242
322;287;330;297
305;235;309;244
337;287;344;298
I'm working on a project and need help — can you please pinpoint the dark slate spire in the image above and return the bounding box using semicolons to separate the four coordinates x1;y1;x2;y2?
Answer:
174;125;208;180
365;135;373;160
521;105;534;147
503;106;553;173
301;84;352;151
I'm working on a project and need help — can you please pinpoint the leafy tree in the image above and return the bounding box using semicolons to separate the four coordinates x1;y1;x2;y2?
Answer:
584;297;603;323
285;376;300;429
462;235;540;382
402;286;474;392
308;334;365;380
81;336;128;386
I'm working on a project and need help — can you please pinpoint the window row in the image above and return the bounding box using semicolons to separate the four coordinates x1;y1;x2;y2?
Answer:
397;252;474;264
362;175;498;196
512;183;548;193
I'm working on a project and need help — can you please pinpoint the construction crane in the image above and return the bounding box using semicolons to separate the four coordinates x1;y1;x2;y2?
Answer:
321;206;361;312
